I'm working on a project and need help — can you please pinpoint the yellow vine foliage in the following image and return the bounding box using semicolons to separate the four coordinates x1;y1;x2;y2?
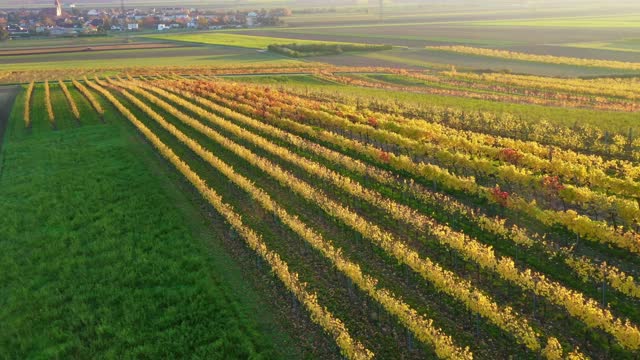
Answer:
44;80;55;126
58;79;80;120
72;78;104;116
23;81;35;128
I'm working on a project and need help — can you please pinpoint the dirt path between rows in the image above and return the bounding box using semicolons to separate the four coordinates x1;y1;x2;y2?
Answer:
0;85;20;153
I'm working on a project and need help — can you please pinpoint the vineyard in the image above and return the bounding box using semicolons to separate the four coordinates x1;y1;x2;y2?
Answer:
7;72;639;359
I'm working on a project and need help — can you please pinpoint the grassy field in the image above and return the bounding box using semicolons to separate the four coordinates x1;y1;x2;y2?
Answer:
143;32;365;49
0;84;316;358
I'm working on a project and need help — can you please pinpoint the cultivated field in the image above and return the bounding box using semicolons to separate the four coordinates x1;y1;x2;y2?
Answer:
1;1;639;358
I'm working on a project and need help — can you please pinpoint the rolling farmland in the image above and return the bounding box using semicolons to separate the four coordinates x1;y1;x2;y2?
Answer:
4;70;639;358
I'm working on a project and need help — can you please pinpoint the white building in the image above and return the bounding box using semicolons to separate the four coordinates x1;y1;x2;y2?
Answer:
127;23;139;30
246;12;257;27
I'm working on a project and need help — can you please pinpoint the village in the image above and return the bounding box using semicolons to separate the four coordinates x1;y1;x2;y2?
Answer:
0;2;290;40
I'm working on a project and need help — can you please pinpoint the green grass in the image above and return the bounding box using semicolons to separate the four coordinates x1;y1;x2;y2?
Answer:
0;88;297;358
143;32;364;49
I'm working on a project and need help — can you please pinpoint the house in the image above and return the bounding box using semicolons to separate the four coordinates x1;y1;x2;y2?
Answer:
246;12;257;27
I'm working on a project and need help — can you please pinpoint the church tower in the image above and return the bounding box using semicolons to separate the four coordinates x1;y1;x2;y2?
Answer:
55;0;62;17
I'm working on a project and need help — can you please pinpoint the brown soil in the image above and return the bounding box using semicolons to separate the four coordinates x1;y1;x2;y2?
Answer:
0;43;184;57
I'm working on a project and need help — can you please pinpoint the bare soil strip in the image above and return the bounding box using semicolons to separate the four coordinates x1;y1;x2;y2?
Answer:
0;43;184;57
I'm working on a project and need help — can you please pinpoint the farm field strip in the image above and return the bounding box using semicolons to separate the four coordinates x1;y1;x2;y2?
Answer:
151;79;640;301
427;46;640;71
175;80;640;259
83;78;375;360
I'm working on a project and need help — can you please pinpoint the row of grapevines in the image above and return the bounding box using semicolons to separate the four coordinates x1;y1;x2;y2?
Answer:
153;79;640;351
86;79;375;360
58;80;80;121
109;79;474;360
43;80;55;127
23;81;34;128
72;78;104;117
158;80;640;301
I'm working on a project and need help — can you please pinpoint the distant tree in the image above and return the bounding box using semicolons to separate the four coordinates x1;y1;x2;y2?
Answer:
0;27;9;41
